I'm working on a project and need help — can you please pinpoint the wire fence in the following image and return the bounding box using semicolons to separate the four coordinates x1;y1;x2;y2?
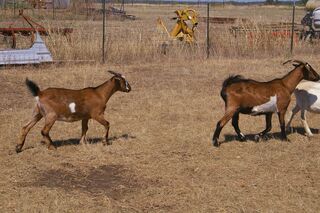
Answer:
0;1;318;64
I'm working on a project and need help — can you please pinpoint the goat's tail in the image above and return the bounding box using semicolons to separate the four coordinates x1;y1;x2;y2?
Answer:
220;75;244;101
25;78;40;97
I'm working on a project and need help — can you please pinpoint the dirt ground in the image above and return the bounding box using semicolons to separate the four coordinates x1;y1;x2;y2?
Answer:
0;57;319;212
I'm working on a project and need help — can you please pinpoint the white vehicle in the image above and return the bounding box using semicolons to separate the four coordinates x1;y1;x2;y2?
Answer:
300;7;320;41
0;32;52;65
312;7;320;30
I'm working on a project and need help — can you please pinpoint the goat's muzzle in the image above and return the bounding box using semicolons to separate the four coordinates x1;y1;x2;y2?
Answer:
125;84;131;93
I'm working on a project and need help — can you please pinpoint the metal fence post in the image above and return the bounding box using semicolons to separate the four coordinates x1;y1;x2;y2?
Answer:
290;0;296;55
53;0;55;20
13;0;16;16
102;0;106;63
206;3;210;59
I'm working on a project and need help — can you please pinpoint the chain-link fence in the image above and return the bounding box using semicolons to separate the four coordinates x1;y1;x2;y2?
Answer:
0;1;319;64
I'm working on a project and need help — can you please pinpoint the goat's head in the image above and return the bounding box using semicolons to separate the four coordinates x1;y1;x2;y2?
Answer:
108;70;131;93
283;59;320;82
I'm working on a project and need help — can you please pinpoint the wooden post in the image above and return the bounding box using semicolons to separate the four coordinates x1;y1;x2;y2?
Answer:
290;0;296;55
206;3;210;59
102;0;106;63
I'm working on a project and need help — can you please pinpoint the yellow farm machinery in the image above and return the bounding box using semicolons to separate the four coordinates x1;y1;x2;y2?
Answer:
157;8;198;44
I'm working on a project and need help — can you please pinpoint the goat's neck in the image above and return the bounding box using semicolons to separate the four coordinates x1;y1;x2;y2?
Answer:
96;78;118;104
281;67;304;94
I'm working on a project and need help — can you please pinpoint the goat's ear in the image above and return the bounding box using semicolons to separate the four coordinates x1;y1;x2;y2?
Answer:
108;70;122;77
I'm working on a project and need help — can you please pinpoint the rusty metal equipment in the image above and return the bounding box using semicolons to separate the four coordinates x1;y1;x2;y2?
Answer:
229;22;301;41
82;6;136;20
26;0;49;9
0;10;73;49
157;8;198;44
82;1;136;21
198;16;250;25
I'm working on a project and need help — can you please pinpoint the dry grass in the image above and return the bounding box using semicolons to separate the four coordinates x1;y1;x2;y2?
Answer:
1;57;320;212
0;4;320;212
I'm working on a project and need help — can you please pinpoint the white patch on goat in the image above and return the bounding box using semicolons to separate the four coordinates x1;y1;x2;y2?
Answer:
35;96;42;108
120;75;129;90
35;96;39;103
125;80;129;90
252;95;278;115
69;102;76;113
306;88;320;112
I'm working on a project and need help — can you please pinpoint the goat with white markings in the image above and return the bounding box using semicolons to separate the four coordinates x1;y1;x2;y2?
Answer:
212;60;320;147
16;71;131;153
287;81;320;137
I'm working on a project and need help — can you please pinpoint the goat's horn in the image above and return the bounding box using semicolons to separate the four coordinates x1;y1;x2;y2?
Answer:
292;59;307;65
282;59;306;65
282;59;292;65
108;70;122;77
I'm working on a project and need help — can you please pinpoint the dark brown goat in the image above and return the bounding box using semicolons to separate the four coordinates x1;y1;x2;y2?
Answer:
212;60;320;147
16;71;131;153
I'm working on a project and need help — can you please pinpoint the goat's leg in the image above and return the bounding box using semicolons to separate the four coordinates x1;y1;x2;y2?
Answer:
41;115;57;150
278;111;289;141
16;106;43;153
79;119;89;144
231;112;246;141
212;108;238;147
255;113;273;142
301;110;313;137
286;105;300;133
93;115;111;145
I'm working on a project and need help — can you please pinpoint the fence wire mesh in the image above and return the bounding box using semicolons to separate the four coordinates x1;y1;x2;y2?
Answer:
0;1;319;63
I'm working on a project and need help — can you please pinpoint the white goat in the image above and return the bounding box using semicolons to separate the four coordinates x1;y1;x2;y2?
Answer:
287;81;320;137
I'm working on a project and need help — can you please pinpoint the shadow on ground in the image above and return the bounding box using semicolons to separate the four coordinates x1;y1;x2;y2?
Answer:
19;165;146;200
222;132;281;144
221;127;319;145
53;134;136;147
288;127;319;136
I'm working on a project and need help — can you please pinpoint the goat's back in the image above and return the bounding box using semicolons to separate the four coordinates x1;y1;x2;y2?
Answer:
36;87;104;121
221;77;289;109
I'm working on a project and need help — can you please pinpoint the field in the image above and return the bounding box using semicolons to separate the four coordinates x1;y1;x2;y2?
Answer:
1;4;320;212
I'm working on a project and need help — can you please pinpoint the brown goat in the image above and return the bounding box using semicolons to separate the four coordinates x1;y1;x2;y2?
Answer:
212;60;320;147
16;71;131;153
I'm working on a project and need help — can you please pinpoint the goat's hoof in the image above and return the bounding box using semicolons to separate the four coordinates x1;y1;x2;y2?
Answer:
103;141;112;146
15;144;22;153
212;139;220;147
238;135;246;142
306;134;313;141
281;137;291;142
261;135;269;141
254;135;260;142
48;145;57;150
286;127;293;134
79;139;88;145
